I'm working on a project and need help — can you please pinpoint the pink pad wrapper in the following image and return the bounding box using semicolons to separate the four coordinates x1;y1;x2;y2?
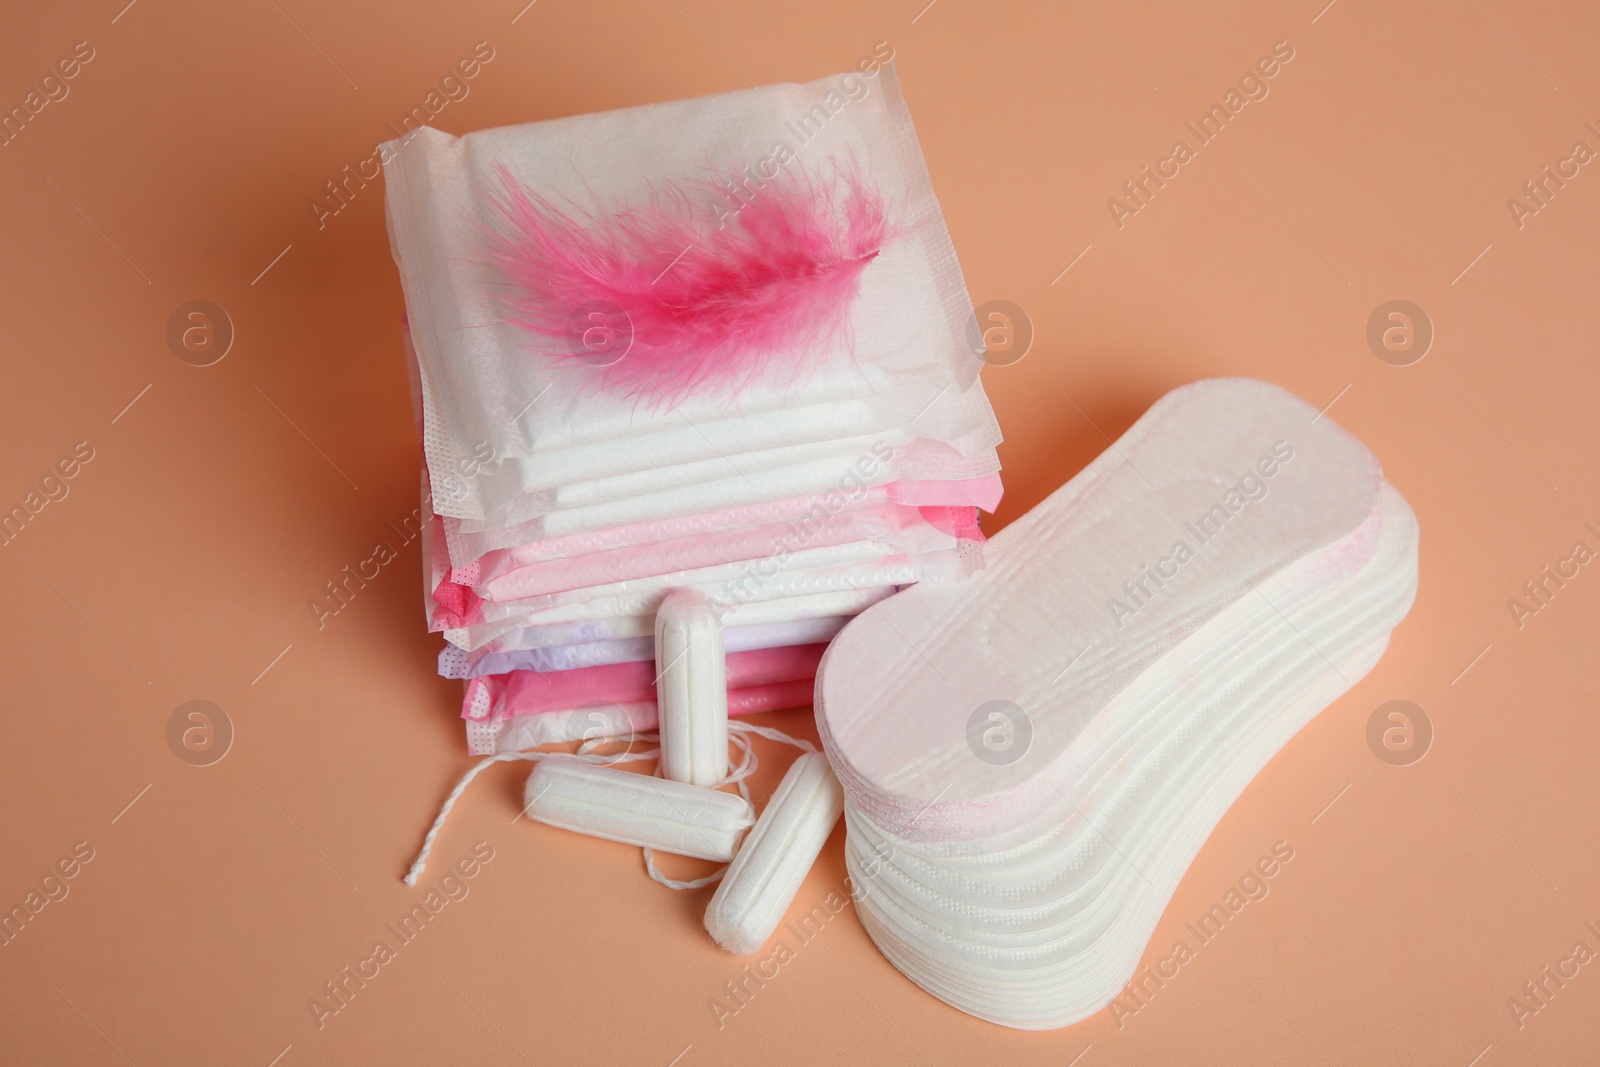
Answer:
477;502;976;603
465;679;816;755
425;487;994;631
463;642;826;723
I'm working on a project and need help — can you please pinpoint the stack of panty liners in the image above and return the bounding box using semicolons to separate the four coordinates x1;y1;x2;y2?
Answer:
816;378;1419;1029
380;63;1004;754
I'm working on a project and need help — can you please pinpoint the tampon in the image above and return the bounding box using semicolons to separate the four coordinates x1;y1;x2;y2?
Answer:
655;589;729;786
524;760;753;862
704;752;844;954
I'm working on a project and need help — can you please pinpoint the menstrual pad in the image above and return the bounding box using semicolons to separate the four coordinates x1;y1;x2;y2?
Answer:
382;64;1002;530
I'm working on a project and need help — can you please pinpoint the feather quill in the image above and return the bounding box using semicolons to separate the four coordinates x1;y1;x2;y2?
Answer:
481;160;894;401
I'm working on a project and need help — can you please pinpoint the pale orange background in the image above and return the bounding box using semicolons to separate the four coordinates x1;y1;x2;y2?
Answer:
2;0;1597;1063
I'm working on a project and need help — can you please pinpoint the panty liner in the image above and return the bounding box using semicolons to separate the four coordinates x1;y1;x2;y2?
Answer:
814;378;1419;1028
847;490;1414;1027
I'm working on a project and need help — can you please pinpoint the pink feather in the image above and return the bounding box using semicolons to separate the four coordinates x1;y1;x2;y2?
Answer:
481;160;894;401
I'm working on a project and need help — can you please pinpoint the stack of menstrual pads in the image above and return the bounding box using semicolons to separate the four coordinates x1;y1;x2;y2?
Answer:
380;67;1003;757
817;379;1419;1028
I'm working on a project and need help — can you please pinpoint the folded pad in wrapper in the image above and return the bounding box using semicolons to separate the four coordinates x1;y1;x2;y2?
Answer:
382;63;1001;528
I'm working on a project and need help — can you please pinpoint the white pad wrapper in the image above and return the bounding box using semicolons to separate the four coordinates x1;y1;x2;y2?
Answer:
439;616;848;677
704;752;844;955
523;761;754;862
815;378;1420;1028
655;590;730;786
382;63;1002;529
447;585;897;654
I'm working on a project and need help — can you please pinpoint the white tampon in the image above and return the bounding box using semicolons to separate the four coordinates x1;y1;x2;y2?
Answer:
655;589;729;786
704;752;844;954
523;760;752;862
